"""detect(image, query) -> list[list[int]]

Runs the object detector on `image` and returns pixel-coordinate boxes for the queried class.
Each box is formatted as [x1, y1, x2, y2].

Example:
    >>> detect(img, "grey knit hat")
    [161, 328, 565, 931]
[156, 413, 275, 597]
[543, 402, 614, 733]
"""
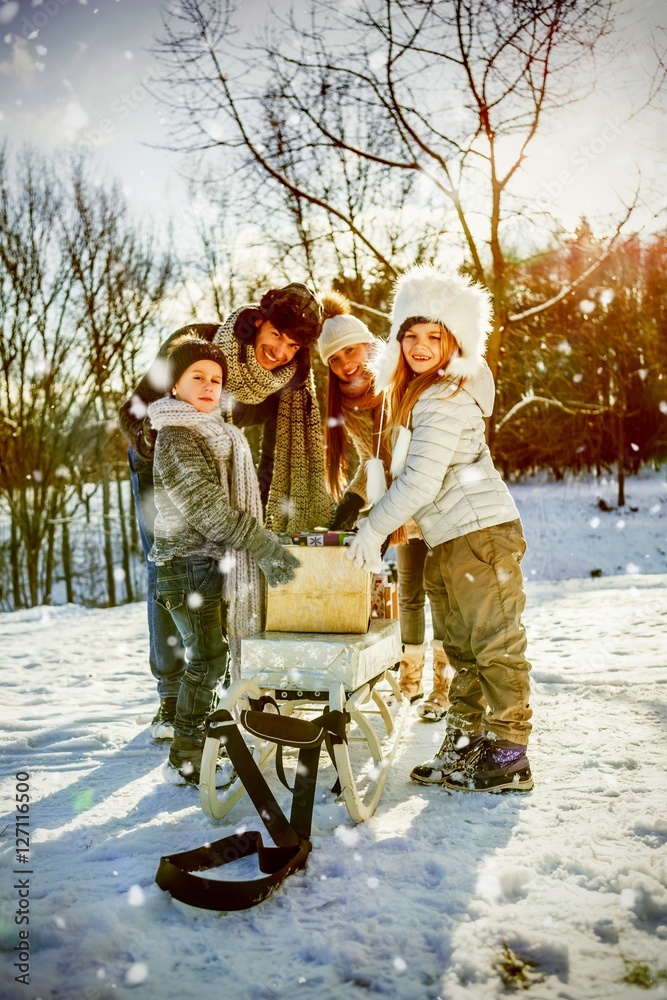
[166, 336, 227, 392]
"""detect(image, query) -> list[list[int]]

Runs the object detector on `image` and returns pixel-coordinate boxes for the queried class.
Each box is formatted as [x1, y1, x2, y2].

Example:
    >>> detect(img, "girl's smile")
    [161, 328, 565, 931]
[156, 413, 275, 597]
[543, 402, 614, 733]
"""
[401, 323, 445, 374]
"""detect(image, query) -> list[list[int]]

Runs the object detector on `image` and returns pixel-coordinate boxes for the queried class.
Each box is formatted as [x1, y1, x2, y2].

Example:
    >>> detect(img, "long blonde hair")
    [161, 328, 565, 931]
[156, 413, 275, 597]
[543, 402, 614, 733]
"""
[386, 325, 462, 434]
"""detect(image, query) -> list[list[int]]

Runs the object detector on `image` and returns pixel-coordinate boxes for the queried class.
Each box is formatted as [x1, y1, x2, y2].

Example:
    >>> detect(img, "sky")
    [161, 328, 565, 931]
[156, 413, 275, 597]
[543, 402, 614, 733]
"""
[0, 0, 666, 250]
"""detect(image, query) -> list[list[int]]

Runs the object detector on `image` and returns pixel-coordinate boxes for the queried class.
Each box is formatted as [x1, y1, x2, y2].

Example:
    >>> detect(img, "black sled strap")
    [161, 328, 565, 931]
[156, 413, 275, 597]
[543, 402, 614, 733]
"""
[155, 706, 348, 911]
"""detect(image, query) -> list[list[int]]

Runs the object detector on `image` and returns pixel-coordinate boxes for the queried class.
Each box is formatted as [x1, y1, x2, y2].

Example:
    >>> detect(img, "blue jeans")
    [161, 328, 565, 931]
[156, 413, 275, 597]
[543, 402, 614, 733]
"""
[155, 557, 230, 738]
[396, 539, 448, 645]
[128, 447, 184, 699]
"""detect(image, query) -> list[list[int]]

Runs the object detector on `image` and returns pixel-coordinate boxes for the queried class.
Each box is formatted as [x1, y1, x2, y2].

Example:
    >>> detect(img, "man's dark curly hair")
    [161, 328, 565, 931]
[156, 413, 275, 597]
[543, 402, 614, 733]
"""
[233, 283, 323, 387]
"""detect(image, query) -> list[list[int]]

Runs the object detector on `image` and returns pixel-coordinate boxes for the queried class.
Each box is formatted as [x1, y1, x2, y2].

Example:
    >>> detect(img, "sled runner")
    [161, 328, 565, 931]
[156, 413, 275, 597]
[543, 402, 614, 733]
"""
[198, 618, 404, 824]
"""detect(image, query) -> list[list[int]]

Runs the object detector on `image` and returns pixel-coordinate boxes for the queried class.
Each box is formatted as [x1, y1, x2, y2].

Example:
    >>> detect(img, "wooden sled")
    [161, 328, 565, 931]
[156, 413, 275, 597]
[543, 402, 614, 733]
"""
[199, 619, 405, 824]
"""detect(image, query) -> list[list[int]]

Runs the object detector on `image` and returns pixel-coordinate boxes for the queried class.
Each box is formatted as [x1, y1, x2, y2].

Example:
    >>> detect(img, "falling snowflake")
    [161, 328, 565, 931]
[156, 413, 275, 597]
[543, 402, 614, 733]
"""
[218, 553, 236, 575]
[578, 299, 595, 315]
[187, 592, 203, 610]
[127, 884, 145, 906]
[125, 962, 148, 986]
[148, 358, 169, 391]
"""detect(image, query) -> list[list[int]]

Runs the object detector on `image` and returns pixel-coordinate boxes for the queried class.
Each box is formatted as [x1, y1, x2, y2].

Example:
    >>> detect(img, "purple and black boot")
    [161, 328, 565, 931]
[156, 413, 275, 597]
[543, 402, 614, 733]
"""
[443, 739, 533, 792]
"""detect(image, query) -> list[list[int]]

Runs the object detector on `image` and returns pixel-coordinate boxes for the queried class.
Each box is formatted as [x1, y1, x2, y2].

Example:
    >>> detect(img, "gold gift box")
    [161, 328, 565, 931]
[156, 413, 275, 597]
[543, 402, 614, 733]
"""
[265, 546, 371, 634]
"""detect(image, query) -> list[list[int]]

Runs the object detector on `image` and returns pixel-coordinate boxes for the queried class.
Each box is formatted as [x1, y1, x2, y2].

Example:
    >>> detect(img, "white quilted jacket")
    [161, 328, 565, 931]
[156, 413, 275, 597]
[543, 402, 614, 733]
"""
[368, 362, 519, 547]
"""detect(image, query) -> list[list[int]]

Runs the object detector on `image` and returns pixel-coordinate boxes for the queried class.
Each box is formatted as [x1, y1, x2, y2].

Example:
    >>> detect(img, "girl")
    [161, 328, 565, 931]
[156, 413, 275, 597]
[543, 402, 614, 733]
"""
[317, 294, 451, 719]
[347, 266, 533, 792]
[147, 335, 299, 785]
[119, 283, 332, 740]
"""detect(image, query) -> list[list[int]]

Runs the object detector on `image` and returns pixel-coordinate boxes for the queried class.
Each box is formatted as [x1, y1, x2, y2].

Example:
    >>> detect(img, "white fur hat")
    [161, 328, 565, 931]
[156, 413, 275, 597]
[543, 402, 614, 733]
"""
[317, 291, 376, 365]
[372, 266, 492, 391]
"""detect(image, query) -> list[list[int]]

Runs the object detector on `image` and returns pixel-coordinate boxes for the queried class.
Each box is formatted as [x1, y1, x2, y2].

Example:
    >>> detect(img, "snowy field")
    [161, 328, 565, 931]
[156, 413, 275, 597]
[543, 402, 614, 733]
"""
[1, 473, 666, 1000]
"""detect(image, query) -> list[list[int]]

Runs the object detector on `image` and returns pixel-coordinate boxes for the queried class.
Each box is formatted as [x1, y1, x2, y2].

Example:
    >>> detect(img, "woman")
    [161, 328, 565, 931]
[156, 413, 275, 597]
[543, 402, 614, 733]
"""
[119, 283, 333, 738]
[317, 292, 450, 718]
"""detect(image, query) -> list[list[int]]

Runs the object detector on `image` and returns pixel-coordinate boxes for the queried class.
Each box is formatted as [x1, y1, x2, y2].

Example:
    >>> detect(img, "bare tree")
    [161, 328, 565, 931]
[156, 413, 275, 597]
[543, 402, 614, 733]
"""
[0, 146, 177, 608]
[151, 0, 664, 412]
[0, 146, 92, 606]
[59, 155, 177, 605]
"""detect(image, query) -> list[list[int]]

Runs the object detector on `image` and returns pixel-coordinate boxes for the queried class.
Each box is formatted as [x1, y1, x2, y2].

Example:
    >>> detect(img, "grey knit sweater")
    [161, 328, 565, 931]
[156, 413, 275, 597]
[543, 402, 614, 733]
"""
[148, 426, 260, 565]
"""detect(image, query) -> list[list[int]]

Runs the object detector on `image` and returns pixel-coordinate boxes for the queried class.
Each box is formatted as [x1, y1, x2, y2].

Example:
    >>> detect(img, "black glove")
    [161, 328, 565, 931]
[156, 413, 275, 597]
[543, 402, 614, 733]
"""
[248, 526, 301, 587]
[330, 492, 365, 531]
[137, 414, 157, 459]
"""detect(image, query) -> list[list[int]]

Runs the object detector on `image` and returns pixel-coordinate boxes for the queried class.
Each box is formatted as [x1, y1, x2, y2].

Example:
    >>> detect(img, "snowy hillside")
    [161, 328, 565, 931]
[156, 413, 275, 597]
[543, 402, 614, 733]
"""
[1, 474, 666, 1000]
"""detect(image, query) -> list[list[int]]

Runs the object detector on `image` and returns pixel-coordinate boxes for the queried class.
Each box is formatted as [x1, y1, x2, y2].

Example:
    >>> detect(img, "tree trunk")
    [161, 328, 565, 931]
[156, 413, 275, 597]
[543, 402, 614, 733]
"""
[116, 467, 134, 602]
[10, 512, 22, 610]
[44, 521, 55, 605]
[43, 488, 61, 605]
[102, 473, 116, 607]
[62, 516, 74, 604]
[617, 408, 626, 507]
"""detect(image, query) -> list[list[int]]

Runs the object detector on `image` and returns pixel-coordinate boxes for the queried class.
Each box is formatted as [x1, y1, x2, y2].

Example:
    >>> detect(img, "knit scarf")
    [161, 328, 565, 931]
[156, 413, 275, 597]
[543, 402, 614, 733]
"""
[215, 307, 335, 532]
[339, 379, 381, 411]
[148, 396, 264, 678]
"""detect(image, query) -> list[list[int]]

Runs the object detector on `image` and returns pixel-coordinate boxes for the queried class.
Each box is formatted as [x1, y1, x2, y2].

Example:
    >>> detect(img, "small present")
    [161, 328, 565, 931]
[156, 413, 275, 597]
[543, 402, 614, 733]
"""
[278, 531, 355, 548]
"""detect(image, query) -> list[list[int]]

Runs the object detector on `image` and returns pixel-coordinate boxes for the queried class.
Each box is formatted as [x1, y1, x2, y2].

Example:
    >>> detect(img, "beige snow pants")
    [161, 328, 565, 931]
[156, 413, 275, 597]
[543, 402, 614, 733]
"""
[439, 518, 533, 745]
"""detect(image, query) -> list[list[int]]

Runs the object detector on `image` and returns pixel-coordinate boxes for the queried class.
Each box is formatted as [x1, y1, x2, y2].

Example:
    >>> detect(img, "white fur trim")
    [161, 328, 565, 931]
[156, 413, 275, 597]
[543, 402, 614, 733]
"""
[390, 266, 491, 371]
[365, 458, 387, 502]
[370, 338, 402, 393]
[446, 355, 485, 379]
[390, 425, 412, 478]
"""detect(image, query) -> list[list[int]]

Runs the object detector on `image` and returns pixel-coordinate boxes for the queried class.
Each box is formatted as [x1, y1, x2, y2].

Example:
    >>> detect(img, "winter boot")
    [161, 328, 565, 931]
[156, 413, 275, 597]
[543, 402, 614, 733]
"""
[418, 640, 452, 722]
[398, 643, 426, 703]
[410, 728, 484, 785]
[150, 697, 177, 741]
[443, 739, 533, 793]
[164, 733, 234, 788]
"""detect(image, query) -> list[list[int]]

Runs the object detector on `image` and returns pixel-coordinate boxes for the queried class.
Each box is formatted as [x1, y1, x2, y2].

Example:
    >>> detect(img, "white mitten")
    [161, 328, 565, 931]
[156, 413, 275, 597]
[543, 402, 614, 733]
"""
[346, 518, 385, 572]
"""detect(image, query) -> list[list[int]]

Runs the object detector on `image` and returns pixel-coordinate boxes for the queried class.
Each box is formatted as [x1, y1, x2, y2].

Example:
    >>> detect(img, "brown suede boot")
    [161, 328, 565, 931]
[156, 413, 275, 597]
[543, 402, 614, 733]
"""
[419, 640, 452, 722]
[398, 642, 426, 703]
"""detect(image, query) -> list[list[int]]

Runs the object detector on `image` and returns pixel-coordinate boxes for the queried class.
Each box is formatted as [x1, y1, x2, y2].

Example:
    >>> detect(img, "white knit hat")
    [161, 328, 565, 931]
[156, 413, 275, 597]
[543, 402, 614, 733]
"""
[317, 291, 376, 365]
[372, 266, 492, 391]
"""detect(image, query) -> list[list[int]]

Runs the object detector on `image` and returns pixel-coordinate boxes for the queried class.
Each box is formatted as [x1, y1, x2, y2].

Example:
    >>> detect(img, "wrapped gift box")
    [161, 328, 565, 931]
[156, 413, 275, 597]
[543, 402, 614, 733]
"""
[277, 531, 354, 547]
[241, 619, 401, 692]
[265, 545, 371, 633]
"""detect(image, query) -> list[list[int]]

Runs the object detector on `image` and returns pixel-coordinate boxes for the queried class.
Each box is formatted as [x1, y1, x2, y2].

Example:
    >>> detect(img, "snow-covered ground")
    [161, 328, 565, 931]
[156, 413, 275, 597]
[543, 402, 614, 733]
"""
[1, 474, 666, 1000]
